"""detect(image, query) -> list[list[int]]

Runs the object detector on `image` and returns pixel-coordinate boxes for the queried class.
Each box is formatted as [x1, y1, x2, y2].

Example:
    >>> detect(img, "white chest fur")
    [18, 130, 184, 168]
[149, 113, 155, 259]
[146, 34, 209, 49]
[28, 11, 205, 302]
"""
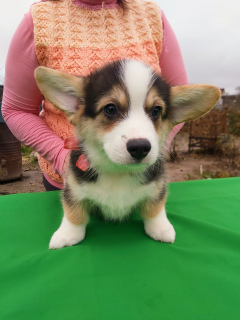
[70, 172, 160, 220]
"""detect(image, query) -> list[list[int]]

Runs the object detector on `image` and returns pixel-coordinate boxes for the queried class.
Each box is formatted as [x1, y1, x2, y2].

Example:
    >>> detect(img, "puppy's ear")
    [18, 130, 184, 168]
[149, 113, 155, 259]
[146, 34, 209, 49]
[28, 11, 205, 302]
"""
[35, 67, 85, 116]
[168, 85, 221, 125]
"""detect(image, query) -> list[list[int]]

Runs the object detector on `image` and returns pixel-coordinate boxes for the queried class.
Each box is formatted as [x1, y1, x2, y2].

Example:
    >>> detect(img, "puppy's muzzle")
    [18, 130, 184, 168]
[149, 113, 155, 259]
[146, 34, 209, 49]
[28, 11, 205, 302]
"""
[127, 139, 151, 160]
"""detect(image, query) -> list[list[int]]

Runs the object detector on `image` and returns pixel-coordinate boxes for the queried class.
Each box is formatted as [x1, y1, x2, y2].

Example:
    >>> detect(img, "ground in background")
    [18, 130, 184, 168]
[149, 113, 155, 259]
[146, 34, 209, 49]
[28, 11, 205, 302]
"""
[0, 132, 239, 195]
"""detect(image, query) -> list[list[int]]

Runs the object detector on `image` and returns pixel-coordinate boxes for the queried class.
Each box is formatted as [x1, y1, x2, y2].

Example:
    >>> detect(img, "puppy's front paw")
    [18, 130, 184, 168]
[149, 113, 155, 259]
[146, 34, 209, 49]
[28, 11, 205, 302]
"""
[144, 219, 176, 243]
[49, 217, 86, 249]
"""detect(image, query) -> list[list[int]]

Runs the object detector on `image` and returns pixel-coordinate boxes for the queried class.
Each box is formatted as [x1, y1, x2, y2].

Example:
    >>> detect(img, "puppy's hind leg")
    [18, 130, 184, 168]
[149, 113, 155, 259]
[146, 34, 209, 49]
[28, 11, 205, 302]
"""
[141, 195, 175, 244]
[49, 194, 89, 249]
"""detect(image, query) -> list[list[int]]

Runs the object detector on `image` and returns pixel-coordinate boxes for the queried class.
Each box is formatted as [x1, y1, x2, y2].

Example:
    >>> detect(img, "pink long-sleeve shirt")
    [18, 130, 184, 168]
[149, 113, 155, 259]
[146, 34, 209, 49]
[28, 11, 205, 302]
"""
[2, 0, 188, 189]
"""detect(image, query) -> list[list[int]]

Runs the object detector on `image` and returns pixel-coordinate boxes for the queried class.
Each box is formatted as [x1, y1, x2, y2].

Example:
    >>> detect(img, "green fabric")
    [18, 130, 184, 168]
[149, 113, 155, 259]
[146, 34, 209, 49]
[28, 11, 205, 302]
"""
[1, 178, 240, 320]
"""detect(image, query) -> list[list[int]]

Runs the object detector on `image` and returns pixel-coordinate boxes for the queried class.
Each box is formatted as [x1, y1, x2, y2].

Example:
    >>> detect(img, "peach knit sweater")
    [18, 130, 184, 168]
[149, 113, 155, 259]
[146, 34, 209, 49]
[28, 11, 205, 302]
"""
[31, 0, 164, 184]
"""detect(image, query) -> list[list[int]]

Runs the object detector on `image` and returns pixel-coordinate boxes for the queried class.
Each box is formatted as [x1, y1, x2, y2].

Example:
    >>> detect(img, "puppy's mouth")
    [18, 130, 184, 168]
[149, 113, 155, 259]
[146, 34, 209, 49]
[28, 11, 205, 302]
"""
[107, 159, 149, 174]
[105, 151, 153, 171]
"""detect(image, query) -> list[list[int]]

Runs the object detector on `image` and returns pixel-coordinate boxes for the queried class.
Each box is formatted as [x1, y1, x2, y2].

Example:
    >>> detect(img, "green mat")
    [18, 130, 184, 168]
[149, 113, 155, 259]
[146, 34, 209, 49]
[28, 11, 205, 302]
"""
[1, 178, 240, 320]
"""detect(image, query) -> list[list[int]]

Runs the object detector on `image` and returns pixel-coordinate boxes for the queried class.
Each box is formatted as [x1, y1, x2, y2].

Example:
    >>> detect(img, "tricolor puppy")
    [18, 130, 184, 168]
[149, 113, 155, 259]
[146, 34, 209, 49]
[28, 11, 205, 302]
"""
[35, 60, 220, 249]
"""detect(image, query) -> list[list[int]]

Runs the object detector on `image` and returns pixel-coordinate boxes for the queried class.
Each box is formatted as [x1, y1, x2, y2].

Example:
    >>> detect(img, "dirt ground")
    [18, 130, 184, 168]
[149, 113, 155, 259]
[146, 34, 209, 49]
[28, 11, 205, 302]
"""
[0, 132, 239, 196]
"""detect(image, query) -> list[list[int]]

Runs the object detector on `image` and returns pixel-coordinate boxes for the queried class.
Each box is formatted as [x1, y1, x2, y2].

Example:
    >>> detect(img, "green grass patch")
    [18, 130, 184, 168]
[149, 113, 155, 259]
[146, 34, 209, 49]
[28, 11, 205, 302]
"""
[21, 144, 34, 157]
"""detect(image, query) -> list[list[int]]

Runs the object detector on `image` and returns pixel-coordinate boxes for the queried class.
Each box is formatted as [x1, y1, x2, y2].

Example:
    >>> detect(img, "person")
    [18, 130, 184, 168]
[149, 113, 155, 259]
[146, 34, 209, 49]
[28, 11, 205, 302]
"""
[2, 0, 188, 191]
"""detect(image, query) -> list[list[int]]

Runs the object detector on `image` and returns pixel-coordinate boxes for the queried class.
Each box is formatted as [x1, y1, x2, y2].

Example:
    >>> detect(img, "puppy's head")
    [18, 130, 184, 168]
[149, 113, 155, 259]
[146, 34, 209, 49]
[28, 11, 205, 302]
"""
[35, 60, 221, 170]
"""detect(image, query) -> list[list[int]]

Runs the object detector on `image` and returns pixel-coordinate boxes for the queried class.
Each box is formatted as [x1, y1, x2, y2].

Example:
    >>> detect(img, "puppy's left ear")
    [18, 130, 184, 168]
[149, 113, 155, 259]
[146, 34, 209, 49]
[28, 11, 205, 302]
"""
[169, 85, 221, 125]
[35, 67, 85, 116]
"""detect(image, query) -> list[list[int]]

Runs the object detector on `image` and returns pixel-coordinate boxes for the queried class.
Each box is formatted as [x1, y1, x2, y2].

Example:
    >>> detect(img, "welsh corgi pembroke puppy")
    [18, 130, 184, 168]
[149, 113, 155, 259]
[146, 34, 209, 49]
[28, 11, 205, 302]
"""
[35, 60, 220, 249]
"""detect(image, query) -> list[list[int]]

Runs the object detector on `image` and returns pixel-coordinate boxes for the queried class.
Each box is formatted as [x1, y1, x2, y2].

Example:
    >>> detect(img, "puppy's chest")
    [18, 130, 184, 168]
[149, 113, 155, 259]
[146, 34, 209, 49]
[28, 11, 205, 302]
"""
[80, 173, 158, 217]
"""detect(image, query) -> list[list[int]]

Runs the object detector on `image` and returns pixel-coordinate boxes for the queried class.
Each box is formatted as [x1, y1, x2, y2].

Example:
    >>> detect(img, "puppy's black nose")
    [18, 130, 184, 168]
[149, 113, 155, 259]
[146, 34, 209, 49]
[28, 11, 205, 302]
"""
[127, 139, 151, 160]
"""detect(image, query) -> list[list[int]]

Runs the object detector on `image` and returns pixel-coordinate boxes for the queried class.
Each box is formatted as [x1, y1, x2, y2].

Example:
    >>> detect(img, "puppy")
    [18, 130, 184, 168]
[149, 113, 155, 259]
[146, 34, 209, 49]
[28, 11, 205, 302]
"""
[35, 60, 220, 249]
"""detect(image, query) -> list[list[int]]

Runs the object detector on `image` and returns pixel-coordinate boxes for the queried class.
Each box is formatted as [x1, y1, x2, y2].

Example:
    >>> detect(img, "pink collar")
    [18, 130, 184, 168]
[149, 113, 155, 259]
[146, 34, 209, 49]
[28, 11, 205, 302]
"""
[64, 137, 90, 172]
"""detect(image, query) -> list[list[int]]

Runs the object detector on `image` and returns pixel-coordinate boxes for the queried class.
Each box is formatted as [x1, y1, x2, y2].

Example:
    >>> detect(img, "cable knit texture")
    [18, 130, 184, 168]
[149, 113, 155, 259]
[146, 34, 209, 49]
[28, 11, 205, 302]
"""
[31, 0, 163, 183]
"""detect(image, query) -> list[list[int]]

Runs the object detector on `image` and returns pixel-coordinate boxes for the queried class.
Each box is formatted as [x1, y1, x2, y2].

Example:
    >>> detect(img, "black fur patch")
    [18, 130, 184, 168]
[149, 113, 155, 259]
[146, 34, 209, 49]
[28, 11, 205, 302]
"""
[141, 157, 165, 184]
[63, 184, 75, 207]
[83, 61, 124, 118]
[70, 150, 98, 183]
[152, 77, 171, 120]
[157, 185, 167, 202]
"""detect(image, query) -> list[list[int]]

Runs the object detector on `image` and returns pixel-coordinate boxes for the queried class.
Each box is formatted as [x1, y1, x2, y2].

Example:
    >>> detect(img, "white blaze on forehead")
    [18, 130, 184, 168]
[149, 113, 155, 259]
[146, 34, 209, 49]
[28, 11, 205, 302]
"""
[122, 60, 155, 110]
[101, 61, 160, 166]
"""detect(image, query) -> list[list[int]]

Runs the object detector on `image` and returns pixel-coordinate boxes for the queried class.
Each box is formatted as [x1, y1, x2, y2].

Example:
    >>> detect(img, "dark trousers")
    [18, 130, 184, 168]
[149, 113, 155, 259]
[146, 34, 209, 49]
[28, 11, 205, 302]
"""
[43, 175, 61, 191]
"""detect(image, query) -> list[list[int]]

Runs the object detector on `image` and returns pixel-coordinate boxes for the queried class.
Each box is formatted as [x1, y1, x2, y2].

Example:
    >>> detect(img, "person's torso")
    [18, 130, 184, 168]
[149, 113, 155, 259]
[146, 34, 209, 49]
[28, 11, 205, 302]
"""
[31, 0, 163, 183]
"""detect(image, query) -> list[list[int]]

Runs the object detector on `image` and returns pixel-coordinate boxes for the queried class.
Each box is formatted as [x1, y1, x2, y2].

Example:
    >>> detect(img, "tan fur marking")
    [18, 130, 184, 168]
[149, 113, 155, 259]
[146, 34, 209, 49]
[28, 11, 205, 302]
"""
[74, 117, 99, 144]
[73, 85, 130, 136]
[71, 104, 86, 125]
[75, 89, 129, 137]
[95, 85, 129, 114]
[141, 195, 167, 219]
[145, 87, 166, 114]
[95, 116, 119, 133]
[145, 87, 167, 134]
[62, 198, 89, 225]
[76, 114, 116, 138]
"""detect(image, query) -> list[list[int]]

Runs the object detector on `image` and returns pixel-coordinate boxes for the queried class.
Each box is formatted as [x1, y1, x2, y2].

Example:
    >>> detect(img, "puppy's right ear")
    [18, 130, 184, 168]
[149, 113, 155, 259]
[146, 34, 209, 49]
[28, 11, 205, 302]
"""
[35, 67, 85, 116]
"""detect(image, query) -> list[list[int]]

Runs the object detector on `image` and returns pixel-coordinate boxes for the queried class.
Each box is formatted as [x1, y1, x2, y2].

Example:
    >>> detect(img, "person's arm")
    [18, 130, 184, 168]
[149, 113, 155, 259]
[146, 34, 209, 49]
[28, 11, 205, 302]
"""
[160, 11, 188, 144]
[2, 12, 70, 176]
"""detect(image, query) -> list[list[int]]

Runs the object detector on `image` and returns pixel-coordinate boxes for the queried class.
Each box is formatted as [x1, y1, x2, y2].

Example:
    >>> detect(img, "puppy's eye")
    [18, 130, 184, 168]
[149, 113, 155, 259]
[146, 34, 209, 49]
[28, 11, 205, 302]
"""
[104, 104, 117, 117]
[151, 106, 162, 119]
